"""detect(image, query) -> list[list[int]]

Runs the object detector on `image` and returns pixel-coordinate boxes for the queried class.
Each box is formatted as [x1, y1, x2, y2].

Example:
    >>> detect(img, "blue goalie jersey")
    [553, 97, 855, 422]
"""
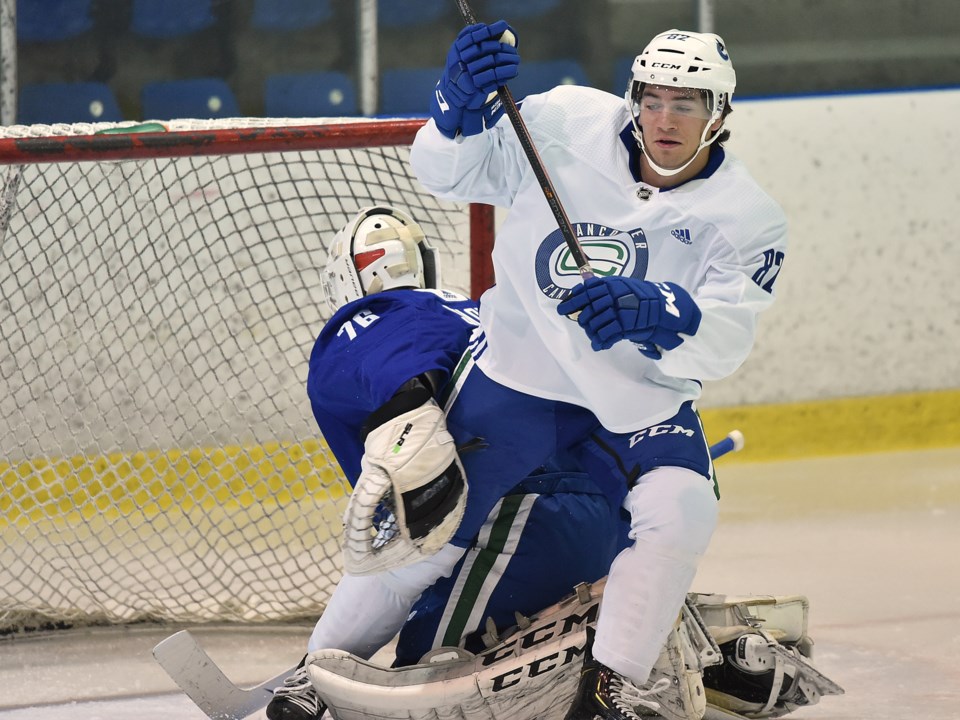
[307, 288, 481, 484]
[308, 286, 626, 663]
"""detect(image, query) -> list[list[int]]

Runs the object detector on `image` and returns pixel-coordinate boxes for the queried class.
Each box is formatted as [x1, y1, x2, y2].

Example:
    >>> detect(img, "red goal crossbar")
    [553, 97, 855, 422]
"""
[0, 118, 495, 297]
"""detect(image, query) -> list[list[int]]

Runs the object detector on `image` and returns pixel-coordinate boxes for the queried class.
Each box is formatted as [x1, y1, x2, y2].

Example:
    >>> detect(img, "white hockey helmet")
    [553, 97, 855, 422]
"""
[626, 29, 737, 177]
[321, 205, 440, 313]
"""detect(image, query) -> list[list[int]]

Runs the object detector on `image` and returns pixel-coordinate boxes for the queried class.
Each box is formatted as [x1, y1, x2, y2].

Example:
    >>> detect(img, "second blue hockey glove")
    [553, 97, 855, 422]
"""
[430, 20, 519, 139]
[557, 276, 702, 353]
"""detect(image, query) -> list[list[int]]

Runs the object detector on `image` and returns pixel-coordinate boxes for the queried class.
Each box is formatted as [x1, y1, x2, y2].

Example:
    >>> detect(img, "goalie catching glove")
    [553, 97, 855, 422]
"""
[342, 378, 467, 575]
[430, 20, 519, 139]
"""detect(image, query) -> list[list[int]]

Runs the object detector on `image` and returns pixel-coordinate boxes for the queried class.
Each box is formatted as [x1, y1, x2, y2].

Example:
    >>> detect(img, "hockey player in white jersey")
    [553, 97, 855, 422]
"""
[248, 206, 843, 720]
[408, 23, 788, 720]
[266, 206, 624, 720]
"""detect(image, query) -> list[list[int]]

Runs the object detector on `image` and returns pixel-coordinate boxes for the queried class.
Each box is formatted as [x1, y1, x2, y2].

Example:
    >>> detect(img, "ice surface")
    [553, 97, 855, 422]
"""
[3, 448, 958, 719]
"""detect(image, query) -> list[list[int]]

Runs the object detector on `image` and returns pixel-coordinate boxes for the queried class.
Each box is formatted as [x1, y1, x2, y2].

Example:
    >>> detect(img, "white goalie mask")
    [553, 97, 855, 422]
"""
[626, 29, 737, 177]
[322, 205, 440, 313]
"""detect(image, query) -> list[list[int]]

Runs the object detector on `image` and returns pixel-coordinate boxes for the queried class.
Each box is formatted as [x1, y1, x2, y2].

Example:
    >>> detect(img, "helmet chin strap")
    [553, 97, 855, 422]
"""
[628, 88, 727, 179]
[632, 114, 723, 179]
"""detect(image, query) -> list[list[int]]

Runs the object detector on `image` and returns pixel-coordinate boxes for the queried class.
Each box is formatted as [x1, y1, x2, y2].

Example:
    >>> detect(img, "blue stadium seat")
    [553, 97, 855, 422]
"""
[131, 0, 215, 39]
[379, 0, 446, 28]
[18, 82, 122, 124]
[509, 60, 589, 99]
[484, 0, 560, 19]
[17, 0, 93, 43]
[380, 68, 440, 116]
[252, 0, 333, 31]
[141, 78, 239, 120]
[265, 72, 357, 117]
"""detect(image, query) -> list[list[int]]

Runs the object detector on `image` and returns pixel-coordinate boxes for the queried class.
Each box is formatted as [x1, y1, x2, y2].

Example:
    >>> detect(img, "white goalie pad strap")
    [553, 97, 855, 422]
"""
[342, 398, 467, 575]
[645, 617, 708, 720]
[682, 597, 724, 670]
[765, 636, 845, 711]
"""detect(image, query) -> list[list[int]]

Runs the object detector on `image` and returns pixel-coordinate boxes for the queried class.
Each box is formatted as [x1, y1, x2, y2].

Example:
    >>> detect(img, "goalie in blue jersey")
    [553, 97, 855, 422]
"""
[267, 205, 626, 720]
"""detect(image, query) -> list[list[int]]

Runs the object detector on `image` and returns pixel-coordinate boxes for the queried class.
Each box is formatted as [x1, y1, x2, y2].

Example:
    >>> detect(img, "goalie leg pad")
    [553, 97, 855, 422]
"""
[691, 594, 845, 718]
[702, 631, 844, 718]
[343, 397, 467, 575]
[631, 613, 708, 720]
[305, 578, 715, 720]
[305, 579, 607, 720]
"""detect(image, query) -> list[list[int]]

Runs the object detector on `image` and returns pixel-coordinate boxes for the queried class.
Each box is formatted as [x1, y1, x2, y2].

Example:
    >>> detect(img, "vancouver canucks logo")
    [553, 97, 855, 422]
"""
[534, 222, 649, 299]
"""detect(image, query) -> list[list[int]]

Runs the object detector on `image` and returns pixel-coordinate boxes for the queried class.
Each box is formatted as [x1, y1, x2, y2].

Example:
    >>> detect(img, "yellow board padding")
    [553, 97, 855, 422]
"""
[0, 440, 348, 531]
[3, 389, 957, 531]
[701, 388, 960, 462]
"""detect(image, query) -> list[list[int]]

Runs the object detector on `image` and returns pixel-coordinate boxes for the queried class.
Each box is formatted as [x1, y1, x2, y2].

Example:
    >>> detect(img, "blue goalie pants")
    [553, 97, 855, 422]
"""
[394, 363, 716, 666]
[394, 471, 623, 666]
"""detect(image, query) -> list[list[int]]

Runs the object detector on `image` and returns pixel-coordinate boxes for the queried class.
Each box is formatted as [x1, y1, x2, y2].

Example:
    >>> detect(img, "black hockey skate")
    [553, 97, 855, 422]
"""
[266, 655, 327, 720]
[565, 629, 671, 720]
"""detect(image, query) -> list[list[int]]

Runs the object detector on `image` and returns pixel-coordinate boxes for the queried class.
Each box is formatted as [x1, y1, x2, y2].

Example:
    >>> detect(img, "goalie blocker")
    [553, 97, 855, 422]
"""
[342, 376, 468, 575]
[304, 580, 843, 720]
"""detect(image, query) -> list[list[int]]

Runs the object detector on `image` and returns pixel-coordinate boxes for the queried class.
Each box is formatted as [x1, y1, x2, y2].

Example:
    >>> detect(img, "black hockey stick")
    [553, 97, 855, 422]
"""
[453, 0, 594, 280]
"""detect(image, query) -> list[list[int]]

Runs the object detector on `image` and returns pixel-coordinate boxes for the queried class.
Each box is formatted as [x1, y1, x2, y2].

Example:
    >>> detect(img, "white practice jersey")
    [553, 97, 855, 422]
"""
[410, 85, 787, 432]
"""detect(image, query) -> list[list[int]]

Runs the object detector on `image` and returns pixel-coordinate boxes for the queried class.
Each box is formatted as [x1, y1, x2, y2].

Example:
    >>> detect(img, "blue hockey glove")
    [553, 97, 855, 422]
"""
[430, 20, 519, 139]
[557, 276, 702, 353]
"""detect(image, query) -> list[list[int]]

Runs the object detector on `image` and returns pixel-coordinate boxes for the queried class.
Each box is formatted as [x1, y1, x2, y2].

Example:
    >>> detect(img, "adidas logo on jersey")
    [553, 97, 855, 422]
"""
[671, 228, 692, 245]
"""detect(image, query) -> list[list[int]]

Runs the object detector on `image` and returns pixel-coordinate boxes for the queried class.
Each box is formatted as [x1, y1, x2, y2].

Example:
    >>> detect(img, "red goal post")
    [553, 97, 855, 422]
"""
[0, 117, 493, 632]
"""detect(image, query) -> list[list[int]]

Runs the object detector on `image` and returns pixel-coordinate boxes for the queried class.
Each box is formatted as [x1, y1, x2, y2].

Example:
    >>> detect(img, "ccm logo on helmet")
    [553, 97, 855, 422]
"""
[651, 62, 682, 70]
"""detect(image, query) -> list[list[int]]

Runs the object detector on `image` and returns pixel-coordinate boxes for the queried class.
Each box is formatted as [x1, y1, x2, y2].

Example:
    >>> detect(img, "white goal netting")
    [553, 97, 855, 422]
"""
[0, 117, 486, 632]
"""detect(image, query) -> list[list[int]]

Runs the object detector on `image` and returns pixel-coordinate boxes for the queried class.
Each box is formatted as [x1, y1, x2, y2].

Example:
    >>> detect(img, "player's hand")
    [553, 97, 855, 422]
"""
[431, 20, 519, 139]
[557, 276, 702, 353]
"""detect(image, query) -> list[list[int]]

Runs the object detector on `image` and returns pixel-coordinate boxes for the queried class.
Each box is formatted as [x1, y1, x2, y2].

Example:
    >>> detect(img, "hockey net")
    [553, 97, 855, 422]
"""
[0, 117, 493, 633]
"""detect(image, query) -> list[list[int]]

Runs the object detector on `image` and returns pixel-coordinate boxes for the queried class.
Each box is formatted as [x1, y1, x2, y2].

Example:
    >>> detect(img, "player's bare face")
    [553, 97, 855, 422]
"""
[638, 85, 713, 172]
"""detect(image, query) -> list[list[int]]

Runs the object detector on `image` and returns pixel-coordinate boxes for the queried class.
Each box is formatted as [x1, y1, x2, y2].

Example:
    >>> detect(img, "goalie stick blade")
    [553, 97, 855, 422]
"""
[152, 630, 296, 720]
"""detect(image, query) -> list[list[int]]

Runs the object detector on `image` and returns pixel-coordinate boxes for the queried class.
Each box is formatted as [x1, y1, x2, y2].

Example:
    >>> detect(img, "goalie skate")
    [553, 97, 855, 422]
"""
[694, 594, 844, 718]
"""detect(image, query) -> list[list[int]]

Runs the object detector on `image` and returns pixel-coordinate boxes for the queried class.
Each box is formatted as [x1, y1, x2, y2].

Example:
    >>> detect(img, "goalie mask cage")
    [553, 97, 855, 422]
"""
[0, 117, 494, 633]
